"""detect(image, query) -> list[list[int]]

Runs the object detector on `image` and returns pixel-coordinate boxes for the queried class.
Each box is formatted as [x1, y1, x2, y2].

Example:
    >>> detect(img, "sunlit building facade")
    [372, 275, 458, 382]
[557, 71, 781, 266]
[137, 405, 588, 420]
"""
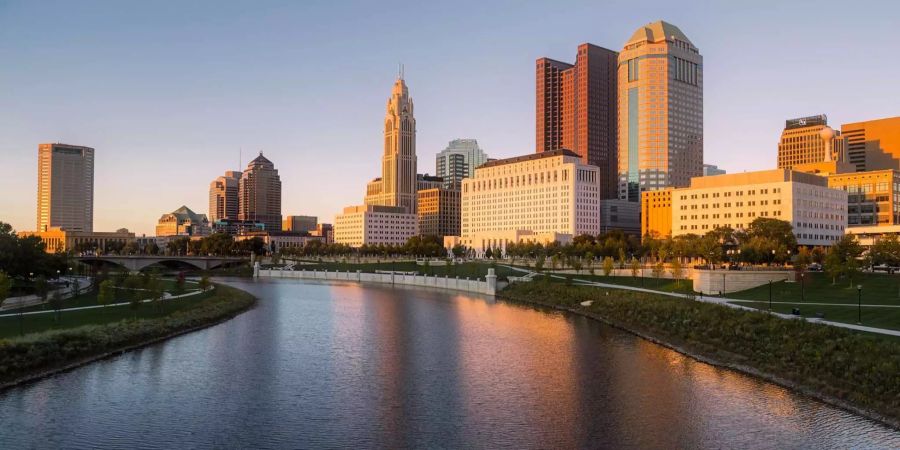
[618, 21, 703, 201]
[417, 188, 460, 238]
[156, 205, 211, 237]
[334, 205, 417, 247]
[238, 152, 282, 232]
[365, 76, 418, 213]
[36, 143, 94, 232]
[827, 169, 900, 226]
[436, 139, 488, 189]
[669, 169, 847, 246]
[777, 115, 845, 169]
[641, 188, 673, 238]
[536, 44, 619, 199]
[841, 116, 900, 172]
[209, 171, 242, 223]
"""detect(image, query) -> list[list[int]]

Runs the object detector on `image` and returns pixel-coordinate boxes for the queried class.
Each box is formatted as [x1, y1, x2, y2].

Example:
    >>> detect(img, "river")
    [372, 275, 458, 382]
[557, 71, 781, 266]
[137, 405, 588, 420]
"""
[0, 278, 897, 448]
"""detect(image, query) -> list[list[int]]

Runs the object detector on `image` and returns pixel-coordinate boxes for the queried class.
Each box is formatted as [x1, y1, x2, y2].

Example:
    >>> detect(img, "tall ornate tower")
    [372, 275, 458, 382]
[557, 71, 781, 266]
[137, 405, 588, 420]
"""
[365, 75, 418, 213]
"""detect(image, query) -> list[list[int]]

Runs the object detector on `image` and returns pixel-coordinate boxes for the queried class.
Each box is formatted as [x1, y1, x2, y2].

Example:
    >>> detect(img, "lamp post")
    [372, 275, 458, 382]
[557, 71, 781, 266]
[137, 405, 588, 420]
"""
[722, 272, 726, 297]
[857, 285, 862, 324]
[768, 280, 773, 311]
[800, 272, 805, 303]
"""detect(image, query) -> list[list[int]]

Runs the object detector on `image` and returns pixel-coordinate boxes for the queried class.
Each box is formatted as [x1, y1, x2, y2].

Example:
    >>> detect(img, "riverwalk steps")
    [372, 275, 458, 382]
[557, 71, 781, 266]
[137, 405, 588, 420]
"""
[255, 264, 498, 296]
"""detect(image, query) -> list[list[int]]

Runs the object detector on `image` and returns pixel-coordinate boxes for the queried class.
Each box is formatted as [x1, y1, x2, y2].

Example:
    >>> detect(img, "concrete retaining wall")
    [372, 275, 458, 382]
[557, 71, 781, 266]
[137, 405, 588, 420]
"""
[257, 268, 496, 296]
[693, 270, 792, 294]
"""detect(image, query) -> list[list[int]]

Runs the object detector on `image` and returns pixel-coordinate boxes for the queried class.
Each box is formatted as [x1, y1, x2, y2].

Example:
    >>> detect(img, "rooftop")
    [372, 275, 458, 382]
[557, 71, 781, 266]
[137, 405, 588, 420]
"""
[625, 20, 693, 46]
[478, 149, 582, 169]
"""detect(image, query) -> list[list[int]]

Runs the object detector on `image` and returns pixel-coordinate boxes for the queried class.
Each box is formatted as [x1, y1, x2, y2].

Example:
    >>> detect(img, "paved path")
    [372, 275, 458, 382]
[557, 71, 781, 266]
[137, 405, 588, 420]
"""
[499, 264, 900, 338]
[0, 288, 210, 318]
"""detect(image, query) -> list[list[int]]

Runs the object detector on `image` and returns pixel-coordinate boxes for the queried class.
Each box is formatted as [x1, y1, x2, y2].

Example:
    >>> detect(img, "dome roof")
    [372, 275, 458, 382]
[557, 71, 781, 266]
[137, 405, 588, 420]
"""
[625, 20, 693, 47]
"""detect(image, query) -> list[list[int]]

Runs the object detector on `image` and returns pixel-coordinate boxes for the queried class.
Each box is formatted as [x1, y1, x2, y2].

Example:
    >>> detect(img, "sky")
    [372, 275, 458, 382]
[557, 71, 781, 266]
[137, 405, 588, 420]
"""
[1, 0, 898, 236]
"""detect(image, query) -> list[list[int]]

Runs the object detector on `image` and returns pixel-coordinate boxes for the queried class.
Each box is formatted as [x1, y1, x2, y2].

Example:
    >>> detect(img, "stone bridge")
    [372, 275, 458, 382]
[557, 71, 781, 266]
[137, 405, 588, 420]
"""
[77, 255, 247, 272]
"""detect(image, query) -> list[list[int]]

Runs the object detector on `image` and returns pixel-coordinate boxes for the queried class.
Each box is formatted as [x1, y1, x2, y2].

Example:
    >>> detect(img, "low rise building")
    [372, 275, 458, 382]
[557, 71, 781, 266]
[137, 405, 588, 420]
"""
[845, 224, 900, 248]
[417, 188, 460, 238]
[155, 206, 211, 237]
[310, 223, 334, 244]
[235, 231, 325, 253]
[641, 188, 673, 238]
[599, 199, 640, 236]
[670, 169, 847, 246]
[445, 231, 571, 257]
[827, 169, 900, 227]
[334, 205, 417, 247]
[212, 219, 266, 235]
[19, 227, 136, 253]
[282, 215, 318, 233]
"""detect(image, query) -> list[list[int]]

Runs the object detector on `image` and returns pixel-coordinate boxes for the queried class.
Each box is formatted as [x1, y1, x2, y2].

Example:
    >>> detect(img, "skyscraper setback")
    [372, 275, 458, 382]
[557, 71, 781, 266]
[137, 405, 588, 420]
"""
[536, 44, 619, 199]
[364, 75, 418, 213]
[618, 21, 703, 201]
[36, 143, 94, 232]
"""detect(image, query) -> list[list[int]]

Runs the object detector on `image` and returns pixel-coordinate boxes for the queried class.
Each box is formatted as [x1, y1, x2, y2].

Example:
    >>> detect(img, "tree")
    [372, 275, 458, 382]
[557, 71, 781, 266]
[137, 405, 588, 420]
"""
[795, 246, 811, 274]
[551, 254, 560, 270]
[868, 235, 900, 267]
[617, 248, 626, 269]
[199, 275, 211, 292]
[670, 259, 683, 287]
[484, 247, 493, 259]
[451, 244, 467, 259]
[535, 255, 545, 273]
[0, 271, 11, 310]
[98, 280, 115, 308]
[630, 258, 641, 278]
[572, 258, 583, 274]
[33, 275, 49, 305]
[602, 257, 614, 276]
[824, 251, 843, 285]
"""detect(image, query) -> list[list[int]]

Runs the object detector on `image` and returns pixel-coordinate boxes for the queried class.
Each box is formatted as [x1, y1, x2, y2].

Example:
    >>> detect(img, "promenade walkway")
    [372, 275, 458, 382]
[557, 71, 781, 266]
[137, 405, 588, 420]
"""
[500, 265, 900, 338]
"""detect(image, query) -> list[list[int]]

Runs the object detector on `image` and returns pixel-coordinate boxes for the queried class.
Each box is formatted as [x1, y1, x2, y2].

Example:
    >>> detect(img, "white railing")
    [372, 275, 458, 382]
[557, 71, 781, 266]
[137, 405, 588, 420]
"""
[256, 268, 497, 296]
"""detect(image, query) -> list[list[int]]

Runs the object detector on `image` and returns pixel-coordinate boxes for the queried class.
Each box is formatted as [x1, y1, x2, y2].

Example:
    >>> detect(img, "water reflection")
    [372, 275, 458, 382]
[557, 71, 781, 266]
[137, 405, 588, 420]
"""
[0, 278, 896, 449]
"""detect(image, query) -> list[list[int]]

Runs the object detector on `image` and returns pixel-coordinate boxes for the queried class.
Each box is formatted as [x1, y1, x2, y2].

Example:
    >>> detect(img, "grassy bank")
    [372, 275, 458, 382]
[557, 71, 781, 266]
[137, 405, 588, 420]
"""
[288, 260, 521, 281]
[500, 281, 900, 425]
[0, 284, 256, 387]
[727, 272, 900, 331]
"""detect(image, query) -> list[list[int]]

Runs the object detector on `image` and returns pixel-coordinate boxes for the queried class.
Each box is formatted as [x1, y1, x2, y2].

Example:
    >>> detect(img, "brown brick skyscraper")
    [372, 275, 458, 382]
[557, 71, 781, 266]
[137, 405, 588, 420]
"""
[536, 43, 618, 199]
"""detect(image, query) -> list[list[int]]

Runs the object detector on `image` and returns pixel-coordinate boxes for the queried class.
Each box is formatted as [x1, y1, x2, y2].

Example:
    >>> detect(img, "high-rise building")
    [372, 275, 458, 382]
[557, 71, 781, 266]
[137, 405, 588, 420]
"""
[282, 215, 318, 233]
[36, 143, 94, 232]
[364, 76, 418, 213]
[841, 117, 900, 172]
[417, 188, 460, 238]
[703, 164, 726, 176]
[209, 170, 242, 223]
[777, 115, 845, 169]
[618, 21, 703, 200]
[536, 44, 619, 198]
[827, 169, 900, 227]
[435, 139, 489, 189]
[238, 152, 282, 232]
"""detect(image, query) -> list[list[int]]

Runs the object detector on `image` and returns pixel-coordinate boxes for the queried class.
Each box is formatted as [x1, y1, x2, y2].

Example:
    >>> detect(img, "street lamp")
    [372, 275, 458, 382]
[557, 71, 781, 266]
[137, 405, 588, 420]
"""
[857, 285, 863, 324]
[800, 272, 805, 303]
[768, 280, 773, 311]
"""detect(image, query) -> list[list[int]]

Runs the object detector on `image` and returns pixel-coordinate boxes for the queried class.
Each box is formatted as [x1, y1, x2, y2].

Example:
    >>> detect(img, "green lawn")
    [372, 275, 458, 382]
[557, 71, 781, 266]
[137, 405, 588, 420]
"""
[0, 289, 214, 339]
[729, 272, 900, 306]
[547, 273, 694, 293]
[727, 272, 900, 331]
[4, 278, 191, 314]
[290, 261, 522, 281]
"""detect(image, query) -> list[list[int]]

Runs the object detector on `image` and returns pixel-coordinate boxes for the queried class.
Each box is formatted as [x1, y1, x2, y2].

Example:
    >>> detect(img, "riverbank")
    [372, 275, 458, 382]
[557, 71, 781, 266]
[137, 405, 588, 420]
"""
[0, 283, 256, 390]
[498, 281, 900, 430]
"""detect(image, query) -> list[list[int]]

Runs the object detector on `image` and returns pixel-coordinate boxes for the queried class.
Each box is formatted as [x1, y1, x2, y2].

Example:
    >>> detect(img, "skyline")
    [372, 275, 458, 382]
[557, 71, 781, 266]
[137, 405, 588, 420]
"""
[2, 1, 899, 235]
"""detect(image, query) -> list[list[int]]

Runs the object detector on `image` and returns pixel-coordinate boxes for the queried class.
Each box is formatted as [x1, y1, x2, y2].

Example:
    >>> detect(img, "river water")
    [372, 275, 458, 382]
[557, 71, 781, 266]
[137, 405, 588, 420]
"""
[0, 278, 897, 449]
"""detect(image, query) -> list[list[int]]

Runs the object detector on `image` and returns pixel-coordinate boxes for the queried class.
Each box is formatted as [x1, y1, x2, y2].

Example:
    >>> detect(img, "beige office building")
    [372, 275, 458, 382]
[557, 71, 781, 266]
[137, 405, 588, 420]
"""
[618, 21, 703, 201]
[20, 228, 135, 254]
[36, 143, 94, 232]
[239, 152, 282, 232]
[156, 206, 211, 237]
[209, 170, 241, 223]
[449, 149, 601, 254]
[777, 115, 845, 169]
[334, 205, 417, 247]
[669, 169, 847, 246]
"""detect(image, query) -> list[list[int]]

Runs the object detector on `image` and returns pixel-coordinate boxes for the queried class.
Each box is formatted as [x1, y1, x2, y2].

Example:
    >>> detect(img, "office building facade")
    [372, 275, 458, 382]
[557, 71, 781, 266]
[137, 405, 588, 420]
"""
[669, 170, 847, 246]
[417, 188, 460, 238]
[841, 117, 900, 172]
[36, 143, 95, 232]
[827, 169, 900, 226]
[435, 139, 488, 189]
[703, 164, 726, 176]
[618, 21, 703, 200]
[641, 188, 673, 238]
[537, 44, 618, 199]
[334, 205, 417, 247]
[209, 171, 242, 223]
[238, 152, 282, 232]
[156, 205, 211, 237]
[282, 215, 318, 233]
[777, 115, 845, 169]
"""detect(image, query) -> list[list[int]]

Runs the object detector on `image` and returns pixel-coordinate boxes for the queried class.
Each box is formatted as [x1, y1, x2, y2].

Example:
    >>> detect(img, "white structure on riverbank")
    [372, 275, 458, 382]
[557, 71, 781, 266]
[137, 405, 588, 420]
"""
[256, 267, 497, 296]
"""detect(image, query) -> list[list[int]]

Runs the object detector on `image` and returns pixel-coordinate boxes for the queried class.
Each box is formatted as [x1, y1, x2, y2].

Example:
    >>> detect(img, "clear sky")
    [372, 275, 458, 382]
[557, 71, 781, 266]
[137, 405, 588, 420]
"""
[1, 0, 898, 236]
